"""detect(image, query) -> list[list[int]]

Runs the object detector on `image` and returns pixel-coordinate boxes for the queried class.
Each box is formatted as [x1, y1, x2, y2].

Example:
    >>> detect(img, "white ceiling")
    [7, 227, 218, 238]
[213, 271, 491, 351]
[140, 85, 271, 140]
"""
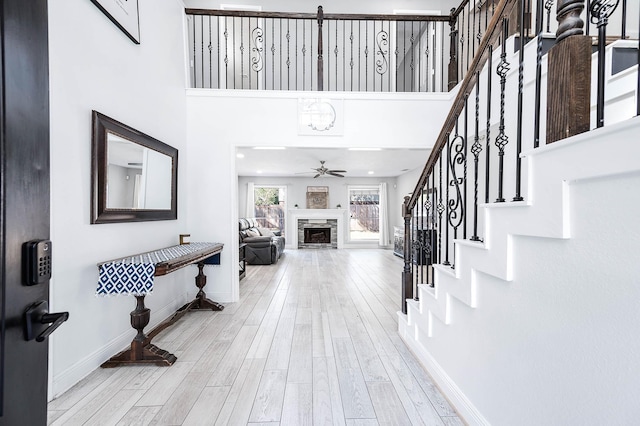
[235, 146, 431, 178]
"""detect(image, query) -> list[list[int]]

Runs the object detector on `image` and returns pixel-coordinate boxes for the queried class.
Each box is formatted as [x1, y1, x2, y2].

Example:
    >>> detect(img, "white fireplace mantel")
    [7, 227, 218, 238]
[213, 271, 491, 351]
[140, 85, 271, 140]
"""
[288, 209, 349, 249]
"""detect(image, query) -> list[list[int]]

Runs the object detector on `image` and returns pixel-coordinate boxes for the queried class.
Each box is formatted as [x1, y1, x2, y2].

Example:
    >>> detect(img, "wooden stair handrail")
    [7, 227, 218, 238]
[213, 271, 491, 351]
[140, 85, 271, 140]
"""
[185, 8, 450, 22]
[407, 0, 518, 210]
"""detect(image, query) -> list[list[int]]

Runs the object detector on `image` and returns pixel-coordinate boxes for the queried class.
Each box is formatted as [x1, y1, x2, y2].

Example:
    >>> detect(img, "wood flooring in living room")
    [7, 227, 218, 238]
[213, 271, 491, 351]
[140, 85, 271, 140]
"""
[47, 249, 463, 425]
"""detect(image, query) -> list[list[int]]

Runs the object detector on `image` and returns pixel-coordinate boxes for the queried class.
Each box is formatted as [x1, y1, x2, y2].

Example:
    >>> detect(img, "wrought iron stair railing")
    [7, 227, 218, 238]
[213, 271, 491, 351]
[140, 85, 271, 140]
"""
[400, 0, 640, 313]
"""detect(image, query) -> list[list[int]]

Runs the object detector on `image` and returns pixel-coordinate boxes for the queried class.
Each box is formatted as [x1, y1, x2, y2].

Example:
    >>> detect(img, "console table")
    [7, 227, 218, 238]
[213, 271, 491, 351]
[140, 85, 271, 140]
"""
[97, 242, 224, 367]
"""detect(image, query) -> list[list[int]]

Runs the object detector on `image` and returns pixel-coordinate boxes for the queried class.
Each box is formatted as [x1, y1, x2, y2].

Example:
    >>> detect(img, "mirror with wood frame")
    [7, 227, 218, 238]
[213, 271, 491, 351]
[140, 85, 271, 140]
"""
[91, 111, 178, 224]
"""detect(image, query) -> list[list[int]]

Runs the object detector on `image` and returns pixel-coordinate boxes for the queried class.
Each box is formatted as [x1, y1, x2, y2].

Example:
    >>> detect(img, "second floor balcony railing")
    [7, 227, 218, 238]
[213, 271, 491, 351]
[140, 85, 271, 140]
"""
[186, 6, 462, 92]
[186, 2, 635, 93]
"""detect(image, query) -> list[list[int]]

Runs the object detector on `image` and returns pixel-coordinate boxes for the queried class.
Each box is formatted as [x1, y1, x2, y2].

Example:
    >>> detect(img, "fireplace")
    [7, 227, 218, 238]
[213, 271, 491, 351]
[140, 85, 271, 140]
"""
[304, 227, 331, 244]
[297, 218, 338, 249]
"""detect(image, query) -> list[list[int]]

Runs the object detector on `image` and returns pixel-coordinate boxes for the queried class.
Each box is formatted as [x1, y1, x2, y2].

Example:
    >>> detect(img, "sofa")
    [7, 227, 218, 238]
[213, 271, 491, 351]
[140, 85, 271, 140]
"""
[239, 218, 285, 265]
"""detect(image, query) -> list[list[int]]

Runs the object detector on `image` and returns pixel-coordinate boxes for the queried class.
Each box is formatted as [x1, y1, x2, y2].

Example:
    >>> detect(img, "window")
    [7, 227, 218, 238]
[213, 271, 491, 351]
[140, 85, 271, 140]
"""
[253, 185, 286, 236]
[348, 186, 379, 241]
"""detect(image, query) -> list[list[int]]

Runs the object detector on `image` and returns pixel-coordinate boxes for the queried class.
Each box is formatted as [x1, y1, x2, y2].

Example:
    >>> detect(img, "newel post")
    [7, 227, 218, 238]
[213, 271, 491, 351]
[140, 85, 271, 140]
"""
[317, 6, 324, 91]
[448, 8, 459, 91]
[546, 0, 591, 143]
[401, 196, 413, 314]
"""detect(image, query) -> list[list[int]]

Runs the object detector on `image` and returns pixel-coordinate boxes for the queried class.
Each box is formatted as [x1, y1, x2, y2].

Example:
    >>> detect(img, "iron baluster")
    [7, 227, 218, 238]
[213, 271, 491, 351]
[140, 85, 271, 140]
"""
[477, 0, 482, 52]
[328, 19, 331, 90]
[621, 0, 626, 39]
[534, 0, 544, 148]
[545, 0, 555, 32]
[286, 20, 291, 90]
[279, 19, 282, 89]
[365, 21, 369, 91]
[460, 14, 465, 83]
[208, 17, 212, 88]
[302, 20, 307, 90]
[375, 25, 389, 86]
[402, 196, 412, 314]
[496, 18, 510, 202]
[441, 21, 445, 91]
[590, 0, 621, 128]
[201, 16, 204, 88]
[310, 18, 314, 91]
[217, 17, 221, 89]
[428, 22, 436, 92]
[388, 21, 392, 91]
[192, 16, 196, 87]
[343, 21, 346, 91]
[472, 0, 476, 60]
[513, 0, 525, 202]
[485, 0, 489, 35]
[485, 44, 493, 204]
[468, 1, 472, 75]
[410, 22, 415, 92]
[419, 21, 423, 92]
[471, 70, 482, 242]
[350, 21, 354, 91]
[419, 184, 425, 291]
[448, 121, 466, 269]
[463, 94, 469, 240]
[317, 7, 324, 91]
[359, 21, 362, 91]
[272, 20, 275, 89]
[225, 18, 229, 88]
[586, 0, 591, 35]
[424, 178, 433, 287]
[240, 19, 245, 89]
[444, 133, 451, 266]
[295, 20, 298, 90]
[335, 21, 339, 91]
[401, 21, 407, 91]
[431, 171, 436, 280]
[251, 24, 264, 74]
[437, 155, 445, 264]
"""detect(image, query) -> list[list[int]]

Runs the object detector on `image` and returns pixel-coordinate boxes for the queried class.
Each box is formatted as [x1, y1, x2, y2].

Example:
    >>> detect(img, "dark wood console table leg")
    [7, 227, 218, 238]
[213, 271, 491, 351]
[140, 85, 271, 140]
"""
[101, 295, 177, 368]
[179, 261, 224, 312]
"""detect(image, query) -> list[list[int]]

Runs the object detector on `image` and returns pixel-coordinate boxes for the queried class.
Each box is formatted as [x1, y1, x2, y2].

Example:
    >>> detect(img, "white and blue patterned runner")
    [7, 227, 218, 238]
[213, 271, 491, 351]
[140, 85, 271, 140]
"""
[97, 242, 216, 296]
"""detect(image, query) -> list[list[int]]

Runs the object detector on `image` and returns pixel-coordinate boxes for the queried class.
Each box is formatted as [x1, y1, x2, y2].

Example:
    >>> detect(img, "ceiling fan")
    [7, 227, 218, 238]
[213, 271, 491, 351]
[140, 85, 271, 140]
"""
[297, 160, 347, 178]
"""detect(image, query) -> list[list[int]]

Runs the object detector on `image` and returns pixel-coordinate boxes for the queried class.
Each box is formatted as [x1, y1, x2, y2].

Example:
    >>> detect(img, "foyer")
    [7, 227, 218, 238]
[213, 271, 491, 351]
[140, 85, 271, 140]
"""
[48, 249, 461, 425]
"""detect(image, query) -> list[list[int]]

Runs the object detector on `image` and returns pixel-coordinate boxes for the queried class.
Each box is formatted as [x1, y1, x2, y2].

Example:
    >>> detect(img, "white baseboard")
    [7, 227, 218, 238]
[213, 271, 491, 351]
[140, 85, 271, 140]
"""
[205, 291, 234, 304]
[50, 300, 183, 399]
[397, 313, 491, 426]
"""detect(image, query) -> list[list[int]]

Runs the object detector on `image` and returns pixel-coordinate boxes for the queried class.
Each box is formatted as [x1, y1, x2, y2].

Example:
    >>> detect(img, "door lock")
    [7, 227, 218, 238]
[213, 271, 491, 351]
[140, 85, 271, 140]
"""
[24, 301, 69, 342]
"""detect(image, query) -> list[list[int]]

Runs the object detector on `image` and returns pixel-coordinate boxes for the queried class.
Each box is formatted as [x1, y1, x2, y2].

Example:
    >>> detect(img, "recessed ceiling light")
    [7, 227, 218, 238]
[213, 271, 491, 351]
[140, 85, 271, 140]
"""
[257, 170, 263, 174]
[236, 153, 245, 158]
[348, 148, 382, 151]
[253, 147, 286, 150]
[368, 171, 374, 175]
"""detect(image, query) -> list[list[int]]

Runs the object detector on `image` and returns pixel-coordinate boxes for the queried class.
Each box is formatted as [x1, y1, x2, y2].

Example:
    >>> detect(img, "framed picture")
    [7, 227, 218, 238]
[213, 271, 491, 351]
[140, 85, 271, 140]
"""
[306, 187, 329, 209]
[91, 0, 141, 44]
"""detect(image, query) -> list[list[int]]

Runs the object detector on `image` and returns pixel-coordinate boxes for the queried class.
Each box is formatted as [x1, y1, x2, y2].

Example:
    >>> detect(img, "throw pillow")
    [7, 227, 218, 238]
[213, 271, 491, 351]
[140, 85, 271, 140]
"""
[246, 229, 260, 237]
[258, 227, 275, 237]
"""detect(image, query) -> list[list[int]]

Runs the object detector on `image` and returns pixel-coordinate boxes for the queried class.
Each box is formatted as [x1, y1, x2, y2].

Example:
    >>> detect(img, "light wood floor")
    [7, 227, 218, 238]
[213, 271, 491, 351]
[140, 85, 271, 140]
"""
[48, 249, 463, 425]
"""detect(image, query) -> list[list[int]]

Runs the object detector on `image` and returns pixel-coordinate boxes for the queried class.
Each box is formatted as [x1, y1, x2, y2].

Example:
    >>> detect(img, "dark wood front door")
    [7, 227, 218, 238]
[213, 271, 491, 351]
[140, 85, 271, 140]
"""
[1, 0, 52, 424]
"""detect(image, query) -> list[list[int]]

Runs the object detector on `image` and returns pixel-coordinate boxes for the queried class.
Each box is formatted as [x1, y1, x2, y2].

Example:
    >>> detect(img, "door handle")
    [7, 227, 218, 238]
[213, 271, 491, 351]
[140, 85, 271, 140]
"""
[24, 300, 69, 342]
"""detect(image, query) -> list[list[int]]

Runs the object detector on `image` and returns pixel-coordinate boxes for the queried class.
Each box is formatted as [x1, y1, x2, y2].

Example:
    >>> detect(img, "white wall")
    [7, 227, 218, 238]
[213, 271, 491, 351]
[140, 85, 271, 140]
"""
[186, 89, 451, 306]
[48, 0, 190, 397]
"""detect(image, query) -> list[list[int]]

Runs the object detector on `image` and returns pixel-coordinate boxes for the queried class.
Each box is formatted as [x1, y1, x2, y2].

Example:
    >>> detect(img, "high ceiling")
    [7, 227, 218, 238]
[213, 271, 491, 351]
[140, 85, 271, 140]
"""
[235, 146, 431, 178]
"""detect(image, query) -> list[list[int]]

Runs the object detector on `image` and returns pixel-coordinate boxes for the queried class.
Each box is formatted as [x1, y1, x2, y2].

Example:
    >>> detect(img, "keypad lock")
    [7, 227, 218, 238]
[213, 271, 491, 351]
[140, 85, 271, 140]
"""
[23, 240, 52, 285]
